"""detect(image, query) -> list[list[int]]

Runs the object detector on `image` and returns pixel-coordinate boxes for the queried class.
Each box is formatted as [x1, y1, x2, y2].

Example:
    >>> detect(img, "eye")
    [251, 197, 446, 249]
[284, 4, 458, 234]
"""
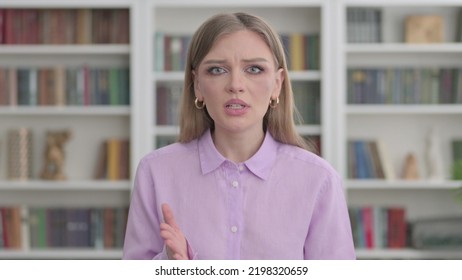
[246, 65, 264, 74]
[207, 66, 226, 75]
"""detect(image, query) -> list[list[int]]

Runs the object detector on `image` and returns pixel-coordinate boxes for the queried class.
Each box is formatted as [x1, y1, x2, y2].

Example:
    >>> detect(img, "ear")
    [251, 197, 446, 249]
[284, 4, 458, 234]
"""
[271, 68, 284, 100]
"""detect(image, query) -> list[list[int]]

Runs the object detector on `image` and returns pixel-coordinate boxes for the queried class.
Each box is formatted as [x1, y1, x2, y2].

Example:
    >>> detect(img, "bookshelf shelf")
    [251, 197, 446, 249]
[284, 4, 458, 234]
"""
[152, 126, 180, 136]
[289, 71, 322, 81]
[0, 45, 131, 55]
[346, 105, 462, 115]
[153, 70, 322, 82]
[0, 249, 122, 260]
[153, 0, 325, 8]
[356, 248, 462, 260]
[153, 72, 184, 82]
[346, 43, 462, 53]
[296, 125, 322, 135]
[0, 106, 131, 116]
[347, 179, 462, 190]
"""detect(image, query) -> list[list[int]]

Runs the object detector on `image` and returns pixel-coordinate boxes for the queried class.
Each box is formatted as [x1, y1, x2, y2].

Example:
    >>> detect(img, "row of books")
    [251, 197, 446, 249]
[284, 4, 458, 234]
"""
[280, 33, 320, 71]
[349, 206, 407, 249]
[292, 81, 321, 125]
[347, 8, 382, 43]
[0, 9, 129, 45]
[347, 68, 462, 104]
[0, 67, 130, 106]
[28, 207, 128, 249]
[154, 32, 320, 72]
[0, 207, 21, 249]
[452, 139, 462, 180]
[347, 139, 395, 180]
[156, 84, 182, 125]
[94, 138, 130, 181]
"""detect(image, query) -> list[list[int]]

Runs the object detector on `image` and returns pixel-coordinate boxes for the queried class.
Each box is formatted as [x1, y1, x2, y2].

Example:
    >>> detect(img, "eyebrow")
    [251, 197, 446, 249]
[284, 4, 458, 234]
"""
[202, 57, 269, 64]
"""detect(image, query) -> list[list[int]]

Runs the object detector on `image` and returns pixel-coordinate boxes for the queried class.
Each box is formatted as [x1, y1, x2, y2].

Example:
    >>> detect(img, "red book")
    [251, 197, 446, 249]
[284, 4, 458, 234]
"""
[387, 207, 406, 248]
[362, 207, 374, 248]
[0, 9, 5, 44]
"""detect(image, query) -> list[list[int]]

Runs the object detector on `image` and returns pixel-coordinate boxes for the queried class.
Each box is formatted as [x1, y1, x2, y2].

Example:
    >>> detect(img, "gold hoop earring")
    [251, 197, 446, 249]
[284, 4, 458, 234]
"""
[194, 98, 205, 109]
[269, 97, 279, 109]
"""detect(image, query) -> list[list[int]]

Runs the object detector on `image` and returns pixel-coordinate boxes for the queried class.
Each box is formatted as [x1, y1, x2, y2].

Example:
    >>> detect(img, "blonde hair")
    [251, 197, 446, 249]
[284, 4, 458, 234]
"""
[178, 12, 313, 151]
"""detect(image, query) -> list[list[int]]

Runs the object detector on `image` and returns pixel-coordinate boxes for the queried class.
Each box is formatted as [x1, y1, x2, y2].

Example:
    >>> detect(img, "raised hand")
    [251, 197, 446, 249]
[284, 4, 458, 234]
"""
[160, 203, 189, 260]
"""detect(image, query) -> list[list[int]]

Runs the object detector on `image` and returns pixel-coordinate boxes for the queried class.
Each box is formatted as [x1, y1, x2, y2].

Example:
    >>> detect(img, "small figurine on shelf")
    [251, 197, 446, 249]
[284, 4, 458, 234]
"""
[40, 130, 72, 180]
[426, 127, 445, 181]
[402, 152, 420, 180]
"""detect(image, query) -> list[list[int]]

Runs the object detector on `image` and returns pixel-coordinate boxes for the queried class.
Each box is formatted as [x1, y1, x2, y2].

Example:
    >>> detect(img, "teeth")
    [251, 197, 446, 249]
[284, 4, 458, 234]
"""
[227, 104, 244, 109]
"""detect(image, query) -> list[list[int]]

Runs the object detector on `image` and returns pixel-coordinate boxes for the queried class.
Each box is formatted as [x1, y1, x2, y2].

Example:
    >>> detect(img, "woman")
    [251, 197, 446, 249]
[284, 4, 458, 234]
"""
[123, 12, 355, 260]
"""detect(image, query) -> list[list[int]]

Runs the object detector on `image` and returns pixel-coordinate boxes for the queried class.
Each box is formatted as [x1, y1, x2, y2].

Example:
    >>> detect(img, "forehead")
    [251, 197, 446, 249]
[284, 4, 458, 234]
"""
[205, 30, 273, 58]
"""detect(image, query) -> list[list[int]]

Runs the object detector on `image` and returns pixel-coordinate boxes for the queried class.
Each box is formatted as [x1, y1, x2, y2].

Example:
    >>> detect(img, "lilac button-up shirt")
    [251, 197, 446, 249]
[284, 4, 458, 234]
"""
[123, 130, 356, 260]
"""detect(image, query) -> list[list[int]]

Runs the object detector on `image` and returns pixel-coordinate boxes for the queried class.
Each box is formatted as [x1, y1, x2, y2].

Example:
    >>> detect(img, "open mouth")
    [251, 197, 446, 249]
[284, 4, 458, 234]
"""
[226, 104, 246, 109]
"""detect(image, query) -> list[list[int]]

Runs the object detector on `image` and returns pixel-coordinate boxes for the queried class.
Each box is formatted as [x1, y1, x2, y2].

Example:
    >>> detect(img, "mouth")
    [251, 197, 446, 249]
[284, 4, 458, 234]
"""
[226, 104, 246, 109]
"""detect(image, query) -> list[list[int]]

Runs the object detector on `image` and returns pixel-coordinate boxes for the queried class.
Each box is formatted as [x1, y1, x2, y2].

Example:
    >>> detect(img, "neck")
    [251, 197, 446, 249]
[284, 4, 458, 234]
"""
[212, 128, 265, 163]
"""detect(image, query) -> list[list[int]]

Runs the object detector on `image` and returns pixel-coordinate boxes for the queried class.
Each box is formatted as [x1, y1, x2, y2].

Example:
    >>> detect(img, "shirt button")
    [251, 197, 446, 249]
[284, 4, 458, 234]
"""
[231, 226, 238, 233]
[232, 181, 239, 188]
[238, 165, 244, 171]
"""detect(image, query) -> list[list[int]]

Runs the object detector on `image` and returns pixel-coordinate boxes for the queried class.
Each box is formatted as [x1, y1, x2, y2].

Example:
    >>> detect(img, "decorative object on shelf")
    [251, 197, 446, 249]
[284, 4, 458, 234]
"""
[411, 217, 462, 249]
[40, 130, 72, 180]
[7, 128, 33, 180]
[402, 153, 420, 180]
[405, 15, 443, 43]
[425, 127, 445, 181]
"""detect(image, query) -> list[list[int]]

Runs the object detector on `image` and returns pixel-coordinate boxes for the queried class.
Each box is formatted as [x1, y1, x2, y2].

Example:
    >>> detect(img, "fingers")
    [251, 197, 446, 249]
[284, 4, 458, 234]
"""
[160, 223, 188, 260]
[162, 203, 179, 229]
[160, 203, 188, 260]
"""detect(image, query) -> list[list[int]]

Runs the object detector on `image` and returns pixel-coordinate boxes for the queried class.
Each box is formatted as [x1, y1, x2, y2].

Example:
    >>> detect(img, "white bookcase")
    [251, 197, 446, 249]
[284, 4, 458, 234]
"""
[335, 0, 462, 259]
[0, 0, 144, 259]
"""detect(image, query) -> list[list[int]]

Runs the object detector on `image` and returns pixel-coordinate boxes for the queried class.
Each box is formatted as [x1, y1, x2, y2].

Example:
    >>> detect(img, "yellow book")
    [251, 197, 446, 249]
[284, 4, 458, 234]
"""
[289, 33, 305, 71]
[107, 138, 120, 180]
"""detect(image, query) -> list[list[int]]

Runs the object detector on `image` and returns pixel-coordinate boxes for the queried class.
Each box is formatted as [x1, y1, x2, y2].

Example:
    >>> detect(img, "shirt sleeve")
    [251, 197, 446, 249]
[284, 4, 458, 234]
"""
[304, 173, 356, 259]
[122, 158, 165, 259]
[122, 157, 198, 260]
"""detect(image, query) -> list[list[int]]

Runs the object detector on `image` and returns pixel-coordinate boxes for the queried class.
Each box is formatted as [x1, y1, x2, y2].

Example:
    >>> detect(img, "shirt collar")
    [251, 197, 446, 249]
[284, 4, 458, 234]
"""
[198, 129, 278, 180]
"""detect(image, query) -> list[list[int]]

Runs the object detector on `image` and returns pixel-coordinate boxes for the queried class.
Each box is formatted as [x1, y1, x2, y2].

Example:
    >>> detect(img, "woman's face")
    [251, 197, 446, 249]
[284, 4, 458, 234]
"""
[193, 30, 283, 136]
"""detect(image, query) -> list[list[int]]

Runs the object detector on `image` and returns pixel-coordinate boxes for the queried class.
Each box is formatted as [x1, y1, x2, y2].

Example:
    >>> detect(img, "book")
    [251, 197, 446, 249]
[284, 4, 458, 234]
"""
[7, 128, 33, 180]
[456, 8, 462, 42]
[452, 139, 462, 180]
[387, 207, 407, 248]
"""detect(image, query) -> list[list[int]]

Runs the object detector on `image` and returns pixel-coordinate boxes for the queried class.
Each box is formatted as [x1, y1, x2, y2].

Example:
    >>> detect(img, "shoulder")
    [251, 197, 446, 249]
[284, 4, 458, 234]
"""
[277, 143, 341, 179]
[138, 140, 198, 170]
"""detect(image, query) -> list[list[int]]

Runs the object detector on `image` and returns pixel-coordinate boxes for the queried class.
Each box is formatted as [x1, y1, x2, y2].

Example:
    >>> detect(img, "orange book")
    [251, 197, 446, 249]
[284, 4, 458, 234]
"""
[106, 138, 120, 180]
[9, 207, 22, 249]
[289, 33, 305, 71]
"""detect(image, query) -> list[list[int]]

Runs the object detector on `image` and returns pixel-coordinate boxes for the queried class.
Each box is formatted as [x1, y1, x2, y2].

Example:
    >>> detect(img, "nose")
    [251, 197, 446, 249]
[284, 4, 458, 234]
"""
[226, 70, 245, 94]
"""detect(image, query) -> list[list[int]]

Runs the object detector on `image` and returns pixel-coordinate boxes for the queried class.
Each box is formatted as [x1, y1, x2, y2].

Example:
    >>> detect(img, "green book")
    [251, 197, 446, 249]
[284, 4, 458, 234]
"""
[452, 140, 462, 180]
[108, 68, 119, 105]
